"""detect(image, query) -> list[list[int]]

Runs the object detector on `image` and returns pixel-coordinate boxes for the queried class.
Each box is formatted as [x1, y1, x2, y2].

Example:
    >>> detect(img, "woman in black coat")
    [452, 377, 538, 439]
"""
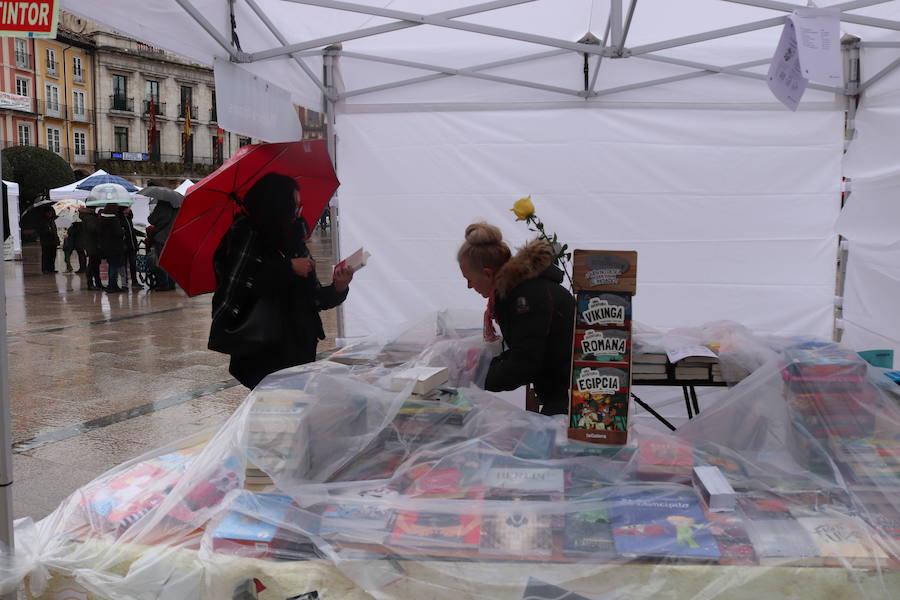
[458, 222, 575, 415]
[37, 206, 60, 274]
[209, 173, 352, 389]
[97, 204, 128, 293]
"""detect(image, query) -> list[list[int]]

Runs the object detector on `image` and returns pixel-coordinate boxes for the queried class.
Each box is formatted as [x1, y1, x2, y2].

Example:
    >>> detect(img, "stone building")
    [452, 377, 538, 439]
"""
[85, 16, 235, 187]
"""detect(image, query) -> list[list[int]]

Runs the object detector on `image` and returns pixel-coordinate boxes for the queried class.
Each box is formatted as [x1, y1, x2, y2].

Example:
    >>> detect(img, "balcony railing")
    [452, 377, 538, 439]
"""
[109, 95, 134, 112]
[177, 104, 199, 119]
[69, 106, 94, 123]
[14, 52, 32, 69]
[46, 60, 58, 77]
[73, 70, 85, 84]
[142, 100, 167, 117]
[96, 150, 219, 165]
[37, 100, 65, 118]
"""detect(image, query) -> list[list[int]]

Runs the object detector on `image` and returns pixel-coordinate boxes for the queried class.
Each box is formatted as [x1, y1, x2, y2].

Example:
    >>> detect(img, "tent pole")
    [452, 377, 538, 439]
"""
[609, 0, 623, 50]
[0, 146, 16, 600]
[834, 35, 861, 343]
[324, 45, 344, 340]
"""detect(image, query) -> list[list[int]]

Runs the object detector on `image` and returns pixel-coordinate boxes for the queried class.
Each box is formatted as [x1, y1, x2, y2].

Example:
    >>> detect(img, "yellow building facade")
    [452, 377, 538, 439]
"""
[34, 29, 95, 176]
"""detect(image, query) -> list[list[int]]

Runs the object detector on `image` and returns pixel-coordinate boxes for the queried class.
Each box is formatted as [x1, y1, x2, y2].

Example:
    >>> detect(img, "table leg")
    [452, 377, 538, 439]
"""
[682, 386, 693, 419]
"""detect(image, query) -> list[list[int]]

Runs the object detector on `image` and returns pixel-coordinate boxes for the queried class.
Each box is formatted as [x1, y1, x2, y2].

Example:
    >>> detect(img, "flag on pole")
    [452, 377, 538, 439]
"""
[148, 97, 157, 158]
[181, 103, 192, 163]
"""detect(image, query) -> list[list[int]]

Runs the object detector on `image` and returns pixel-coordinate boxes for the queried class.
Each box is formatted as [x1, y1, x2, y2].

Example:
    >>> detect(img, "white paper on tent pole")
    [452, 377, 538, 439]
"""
[767, 20, 807, 112]
[213, 58, 301, 143]
[789, 8, 842, 86]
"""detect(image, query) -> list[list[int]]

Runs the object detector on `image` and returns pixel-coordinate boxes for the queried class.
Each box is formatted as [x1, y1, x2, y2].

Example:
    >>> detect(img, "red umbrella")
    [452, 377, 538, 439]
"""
[159, 140, 339, 296]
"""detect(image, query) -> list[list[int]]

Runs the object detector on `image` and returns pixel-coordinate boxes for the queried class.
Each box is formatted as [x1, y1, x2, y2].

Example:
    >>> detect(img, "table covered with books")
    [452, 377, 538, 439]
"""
[3, 312, 899, 600]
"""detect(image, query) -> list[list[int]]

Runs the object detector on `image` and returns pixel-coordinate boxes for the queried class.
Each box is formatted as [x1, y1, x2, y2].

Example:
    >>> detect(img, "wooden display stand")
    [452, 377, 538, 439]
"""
[568, 250, 637, 445]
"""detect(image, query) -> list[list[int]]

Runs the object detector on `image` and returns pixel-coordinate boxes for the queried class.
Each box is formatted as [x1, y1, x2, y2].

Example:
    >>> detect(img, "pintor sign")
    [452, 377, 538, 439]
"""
[0, 0, 58, 38]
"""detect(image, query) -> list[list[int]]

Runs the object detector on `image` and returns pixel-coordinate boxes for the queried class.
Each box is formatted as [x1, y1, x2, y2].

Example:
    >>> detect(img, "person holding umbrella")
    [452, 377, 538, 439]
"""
[209, 173, 353, 389]
[79, 206, 102, 290]
[36, 201, 60, 274]
[141, 185, 182, 291]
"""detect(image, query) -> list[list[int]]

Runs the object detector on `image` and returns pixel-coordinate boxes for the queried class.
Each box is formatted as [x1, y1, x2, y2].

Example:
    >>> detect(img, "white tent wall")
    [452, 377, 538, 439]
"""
[836, 48, 900, 364]
[3, 182, 20, 258]
[336, 105, 843, 338]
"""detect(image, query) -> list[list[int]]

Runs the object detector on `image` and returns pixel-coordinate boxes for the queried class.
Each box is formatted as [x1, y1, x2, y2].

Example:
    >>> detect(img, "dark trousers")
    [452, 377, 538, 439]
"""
[87, 254, 102, 288]
[106, 255, 124, 289]
[40, 244, 57, 273]
[65, 248, 87, 270]
[126, 250, 139, 284]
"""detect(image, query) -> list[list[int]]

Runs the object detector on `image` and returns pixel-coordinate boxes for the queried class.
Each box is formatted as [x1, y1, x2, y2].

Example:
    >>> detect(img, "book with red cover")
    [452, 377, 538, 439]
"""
[637, 437, 694, 482]
[389, 511, 481, 551]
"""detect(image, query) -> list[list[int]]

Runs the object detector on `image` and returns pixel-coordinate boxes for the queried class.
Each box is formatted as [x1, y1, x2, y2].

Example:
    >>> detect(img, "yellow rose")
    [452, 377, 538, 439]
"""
[511, 195, 535, 221]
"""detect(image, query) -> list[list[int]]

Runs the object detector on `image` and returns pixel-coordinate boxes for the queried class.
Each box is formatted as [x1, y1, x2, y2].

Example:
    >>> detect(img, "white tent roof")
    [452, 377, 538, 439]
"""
[63, 1, 900, 112]
[49, 168, 109, 200]
[174, 179, 194, 195]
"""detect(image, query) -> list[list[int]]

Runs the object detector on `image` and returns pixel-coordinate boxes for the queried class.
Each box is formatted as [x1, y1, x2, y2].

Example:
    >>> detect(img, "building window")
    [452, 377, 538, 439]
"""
[74, 130, 87, 159]
[147, 128, 160, 161]
[46, 127, 61, 153]
[114, 126, 129, 153]
[45, 84, 60, 116]
[15, 77, 29, 97]
[72, 90, 86, 120]
[14, 39, 29, 68]
[17, 124, 31, 146]
[112, 74, 128, 110]
[210, 90, 217, 122]
[73, 56, 84, 83]
[238, 136, 251, 147]
[180, 85, 193, 118]
[46, 48, 57, 76]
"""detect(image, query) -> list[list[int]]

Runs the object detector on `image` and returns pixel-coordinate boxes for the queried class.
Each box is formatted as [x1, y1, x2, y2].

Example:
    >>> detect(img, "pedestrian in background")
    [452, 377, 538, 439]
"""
[147, 197, 178, 291]
[118, 206, 144, 290]
[63, 219, 87, 273]
[37, 204, 59, 274]
[98, 204, 127, 293]
[79, 206, 103, 290]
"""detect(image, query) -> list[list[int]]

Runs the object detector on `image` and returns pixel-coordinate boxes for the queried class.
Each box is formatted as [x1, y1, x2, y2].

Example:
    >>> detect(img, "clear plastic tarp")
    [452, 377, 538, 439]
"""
[2, 312, 898, 599]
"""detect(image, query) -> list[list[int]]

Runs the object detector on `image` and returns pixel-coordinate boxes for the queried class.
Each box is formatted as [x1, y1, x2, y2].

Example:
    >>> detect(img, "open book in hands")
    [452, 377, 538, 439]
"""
[335, 247, 370, 274]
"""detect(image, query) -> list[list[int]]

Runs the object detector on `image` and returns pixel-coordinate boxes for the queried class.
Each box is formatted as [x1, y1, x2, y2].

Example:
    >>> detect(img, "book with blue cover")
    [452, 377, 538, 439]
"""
[610, 490, 720, 560]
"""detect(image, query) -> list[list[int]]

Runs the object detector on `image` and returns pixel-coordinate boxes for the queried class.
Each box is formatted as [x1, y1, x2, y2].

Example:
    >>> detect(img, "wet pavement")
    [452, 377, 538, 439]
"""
[3, 228, 339, 520]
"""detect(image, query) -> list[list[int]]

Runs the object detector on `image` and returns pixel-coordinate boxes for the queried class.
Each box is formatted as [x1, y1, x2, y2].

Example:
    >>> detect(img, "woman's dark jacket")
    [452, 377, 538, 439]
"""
[210, 215, 348, 389]
[80, 212, 100, 256]
[97, 214, 127, 258]
[37, 212, 59, 247]
[485, 239, 575, 415]
[148, 202, 177, 247]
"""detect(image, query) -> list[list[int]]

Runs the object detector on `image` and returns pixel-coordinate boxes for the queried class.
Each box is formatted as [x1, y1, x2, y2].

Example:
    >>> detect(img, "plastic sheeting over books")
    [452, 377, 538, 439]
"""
[1, 314, 899, 600]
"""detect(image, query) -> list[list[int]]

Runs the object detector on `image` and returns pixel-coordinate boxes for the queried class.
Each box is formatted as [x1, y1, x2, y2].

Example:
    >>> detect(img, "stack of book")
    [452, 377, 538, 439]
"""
[632, 353, 667, 382]
[210, 491, 318, 560]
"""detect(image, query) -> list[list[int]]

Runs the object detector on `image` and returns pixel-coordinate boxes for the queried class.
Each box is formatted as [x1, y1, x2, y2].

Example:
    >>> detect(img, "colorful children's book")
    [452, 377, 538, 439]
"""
[703, 507, 756, 565]
[210, 492, 316, 560]
[610, 490, 720, 560]
[637, 438, 694, 482]
[794, 515, 889, 567]
[480, 493, 554, 556]
[563, 505, 616, 558]
[389, 511, 481, 551]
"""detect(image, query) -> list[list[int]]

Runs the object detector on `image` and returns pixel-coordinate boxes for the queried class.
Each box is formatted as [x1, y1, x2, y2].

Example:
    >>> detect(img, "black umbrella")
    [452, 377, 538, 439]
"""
[19, 199, 55, 230]
[139, 186, 184, 209]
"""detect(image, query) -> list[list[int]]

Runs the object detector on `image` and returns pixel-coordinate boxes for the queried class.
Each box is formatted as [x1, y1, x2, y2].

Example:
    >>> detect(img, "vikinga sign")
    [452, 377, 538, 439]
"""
[0, 1, 58, 38]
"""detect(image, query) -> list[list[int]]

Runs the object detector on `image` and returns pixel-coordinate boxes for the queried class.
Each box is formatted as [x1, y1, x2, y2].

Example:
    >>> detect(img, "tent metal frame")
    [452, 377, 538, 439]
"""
[173, 0, 900, 103]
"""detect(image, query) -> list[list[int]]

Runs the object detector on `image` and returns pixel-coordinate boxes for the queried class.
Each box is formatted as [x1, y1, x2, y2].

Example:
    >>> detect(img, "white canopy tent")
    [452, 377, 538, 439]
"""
[0, 1, 887, 571]
[174, 179, 195, 195]
[2, 180, 20, 259]
[56, 0, 900, 346]
[48, 168, 109, 200]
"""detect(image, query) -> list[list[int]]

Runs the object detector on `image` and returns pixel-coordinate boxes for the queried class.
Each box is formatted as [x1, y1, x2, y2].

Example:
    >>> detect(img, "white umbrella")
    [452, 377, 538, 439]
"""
[85, 183, 134, 207]
[53, 199, 85, 229]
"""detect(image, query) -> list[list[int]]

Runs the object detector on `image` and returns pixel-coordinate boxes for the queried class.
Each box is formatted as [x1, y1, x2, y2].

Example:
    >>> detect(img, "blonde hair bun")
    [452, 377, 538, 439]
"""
[464, 222, 503, 246]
